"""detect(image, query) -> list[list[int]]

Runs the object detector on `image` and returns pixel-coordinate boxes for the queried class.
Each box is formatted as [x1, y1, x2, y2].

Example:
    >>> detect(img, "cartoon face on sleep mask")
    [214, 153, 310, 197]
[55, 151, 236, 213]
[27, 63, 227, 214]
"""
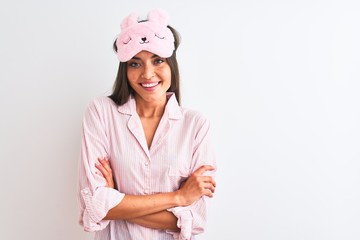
[116, 9, 175, 62]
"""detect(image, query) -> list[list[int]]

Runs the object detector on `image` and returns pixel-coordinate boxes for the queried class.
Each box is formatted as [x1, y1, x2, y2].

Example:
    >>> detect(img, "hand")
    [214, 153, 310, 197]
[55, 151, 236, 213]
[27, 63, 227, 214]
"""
[177, 165, 216, 206]
[95, 157, 116, 189]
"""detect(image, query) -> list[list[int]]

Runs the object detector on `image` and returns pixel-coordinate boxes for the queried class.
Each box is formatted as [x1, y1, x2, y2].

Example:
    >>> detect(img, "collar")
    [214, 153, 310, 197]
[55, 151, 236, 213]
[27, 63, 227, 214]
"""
[117, 92, 182, 120]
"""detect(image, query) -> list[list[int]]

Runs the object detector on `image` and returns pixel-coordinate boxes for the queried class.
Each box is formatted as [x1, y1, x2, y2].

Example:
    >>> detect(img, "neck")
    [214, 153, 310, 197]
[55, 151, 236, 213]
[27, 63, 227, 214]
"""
[135, 96, 167, 118]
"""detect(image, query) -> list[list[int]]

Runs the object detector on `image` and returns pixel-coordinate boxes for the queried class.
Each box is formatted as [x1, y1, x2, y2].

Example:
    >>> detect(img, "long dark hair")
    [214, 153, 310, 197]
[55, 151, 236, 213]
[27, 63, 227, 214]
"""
[109, 25, 181, 106]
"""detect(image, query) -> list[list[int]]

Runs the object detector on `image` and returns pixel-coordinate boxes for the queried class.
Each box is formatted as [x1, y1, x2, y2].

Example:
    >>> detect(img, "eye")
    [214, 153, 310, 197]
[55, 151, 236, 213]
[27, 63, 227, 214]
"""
[128, 61, 141, 68]
[154, 58, 165, 65]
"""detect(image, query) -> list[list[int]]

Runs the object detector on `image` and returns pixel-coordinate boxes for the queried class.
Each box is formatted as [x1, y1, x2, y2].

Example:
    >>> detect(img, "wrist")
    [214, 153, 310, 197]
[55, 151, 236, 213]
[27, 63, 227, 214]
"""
[173, 190, 186, 207]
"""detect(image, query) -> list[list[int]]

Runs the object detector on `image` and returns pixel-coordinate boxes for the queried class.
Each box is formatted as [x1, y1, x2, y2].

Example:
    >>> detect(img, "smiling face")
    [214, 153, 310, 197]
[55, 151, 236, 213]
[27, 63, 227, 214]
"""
[127, 50, 172, 105]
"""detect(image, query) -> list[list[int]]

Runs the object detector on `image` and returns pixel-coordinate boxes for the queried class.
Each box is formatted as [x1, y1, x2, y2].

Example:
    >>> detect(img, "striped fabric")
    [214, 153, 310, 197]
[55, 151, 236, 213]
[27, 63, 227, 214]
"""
[78, 93, 216, 240]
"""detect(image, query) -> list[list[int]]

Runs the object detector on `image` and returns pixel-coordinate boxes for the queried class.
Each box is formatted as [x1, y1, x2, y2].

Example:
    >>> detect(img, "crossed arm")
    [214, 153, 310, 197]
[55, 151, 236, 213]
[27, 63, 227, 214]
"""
[95, 158, 216, 231]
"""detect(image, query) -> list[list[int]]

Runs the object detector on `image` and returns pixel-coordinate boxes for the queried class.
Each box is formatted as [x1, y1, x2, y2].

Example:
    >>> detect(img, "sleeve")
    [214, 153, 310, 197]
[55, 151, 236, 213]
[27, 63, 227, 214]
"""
[167, 116, 217, 240]
[77, 99, 125, 232]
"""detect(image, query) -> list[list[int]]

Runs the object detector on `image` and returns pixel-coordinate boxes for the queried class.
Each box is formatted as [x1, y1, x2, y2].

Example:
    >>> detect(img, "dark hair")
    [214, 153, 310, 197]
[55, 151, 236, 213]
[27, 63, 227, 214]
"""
[109, 25, 181, 106]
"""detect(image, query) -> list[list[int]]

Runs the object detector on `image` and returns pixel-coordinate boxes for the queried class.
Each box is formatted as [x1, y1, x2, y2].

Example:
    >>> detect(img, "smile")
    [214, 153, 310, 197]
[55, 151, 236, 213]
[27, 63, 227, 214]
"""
[141, 82, 160, 88]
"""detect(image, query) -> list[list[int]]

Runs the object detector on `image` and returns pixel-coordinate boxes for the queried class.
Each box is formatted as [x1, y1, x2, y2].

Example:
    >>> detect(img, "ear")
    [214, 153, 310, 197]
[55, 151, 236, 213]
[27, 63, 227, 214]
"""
[121, 13, 139, 29]
[147, 9, 169, 26]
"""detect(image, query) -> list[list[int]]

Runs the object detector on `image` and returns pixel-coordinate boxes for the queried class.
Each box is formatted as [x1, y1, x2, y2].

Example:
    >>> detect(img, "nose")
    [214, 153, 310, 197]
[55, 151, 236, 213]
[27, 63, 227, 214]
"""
[141, 64, 155, 79]
[141, 37, 147, 42]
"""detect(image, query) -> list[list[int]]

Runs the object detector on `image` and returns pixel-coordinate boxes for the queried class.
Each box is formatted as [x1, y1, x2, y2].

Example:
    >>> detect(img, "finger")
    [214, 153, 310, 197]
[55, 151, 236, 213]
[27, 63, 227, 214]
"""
[196, 176, 216, 187]
[95, 162, 111, 179]
[203, 188, 214, 198]
[201, 181, 216, 192]
[192, 165, 216, 176]
[95, 163, 114, 187]
[204, 183, 216, 193]
[98, 158, 112, 174]
[206, 177, 216, 187]
[96, 158, 112, 176]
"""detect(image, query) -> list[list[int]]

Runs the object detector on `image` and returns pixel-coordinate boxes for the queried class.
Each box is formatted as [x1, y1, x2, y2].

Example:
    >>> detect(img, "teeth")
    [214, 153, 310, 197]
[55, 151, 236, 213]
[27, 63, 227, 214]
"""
[141, 82, 159, 88]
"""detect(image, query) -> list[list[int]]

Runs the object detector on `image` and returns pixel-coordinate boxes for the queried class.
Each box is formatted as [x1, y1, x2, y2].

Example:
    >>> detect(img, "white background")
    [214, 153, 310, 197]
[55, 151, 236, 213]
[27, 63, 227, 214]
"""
[1, 0, 359, 239]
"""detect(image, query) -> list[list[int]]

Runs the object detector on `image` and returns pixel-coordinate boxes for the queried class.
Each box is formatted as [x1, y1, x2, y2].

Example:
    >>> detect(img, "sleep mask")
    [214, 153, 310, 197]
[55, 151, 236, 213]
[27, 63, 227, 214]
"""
[116, 9, 175, 62]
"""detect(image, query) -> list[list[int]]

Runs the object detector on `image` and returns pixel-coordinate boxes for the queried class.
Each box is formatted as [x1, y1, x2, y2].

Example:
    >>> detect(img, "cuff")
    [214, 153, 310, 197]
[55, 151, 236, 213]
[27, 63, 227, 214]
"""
[167, 206, 193, 240]
[80, 187, 124, 232]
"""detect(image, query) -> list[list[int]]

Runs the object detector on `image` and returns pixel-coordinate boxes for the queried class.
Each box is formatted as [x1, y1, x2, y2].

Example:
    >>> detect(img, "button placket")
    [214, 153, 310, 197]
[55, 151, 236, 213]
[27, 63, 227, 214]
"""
[144, 157, 151, 194]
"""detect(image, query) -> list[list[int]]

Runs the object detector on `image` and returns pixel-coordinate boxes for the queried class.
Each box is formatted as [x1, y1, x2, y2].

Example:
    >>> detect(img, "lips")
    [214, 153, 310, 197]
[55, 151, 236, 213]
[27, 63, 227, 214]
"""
[141, 82, 160, 88]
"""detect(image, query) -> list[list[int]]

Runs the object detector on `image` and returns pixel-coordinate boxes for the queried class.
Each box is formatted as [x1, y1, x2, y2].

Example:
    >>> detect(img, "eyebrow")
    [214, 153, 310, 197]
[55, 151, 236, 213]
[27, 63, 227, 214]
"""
[131, 54, 160, 60]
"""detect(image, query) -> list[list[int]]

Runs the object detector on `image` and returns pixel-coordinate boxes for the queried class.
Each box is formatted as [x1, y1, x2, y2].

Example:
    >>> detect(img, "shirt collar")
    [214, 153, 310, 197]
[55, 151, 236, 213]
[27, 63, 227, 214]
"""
[117, 92, 182, 120]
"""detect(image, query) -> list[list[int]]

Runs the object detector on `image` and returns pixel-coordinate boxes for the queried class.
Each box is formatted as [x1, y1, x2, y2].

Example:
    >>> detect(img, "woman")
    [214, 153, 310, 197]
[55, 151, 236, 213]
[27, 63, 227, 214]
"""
[78, 9, 216, 240]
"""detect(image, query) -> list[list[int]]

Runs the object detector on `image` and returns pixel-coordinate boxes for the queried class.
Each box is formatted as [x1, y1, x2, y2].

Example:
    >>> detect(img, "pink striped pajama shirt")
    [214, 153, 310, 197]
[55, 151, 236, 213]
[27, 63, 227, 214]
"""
[78, 93, 216, 240]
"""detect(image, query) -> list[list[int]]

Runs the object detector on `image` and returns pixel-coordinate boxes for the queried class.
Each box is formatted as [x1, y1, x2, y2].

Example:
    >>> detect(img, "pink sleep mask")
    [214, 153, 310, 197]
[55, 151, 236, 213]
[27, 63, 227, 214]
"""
[116, 9, 175, 62]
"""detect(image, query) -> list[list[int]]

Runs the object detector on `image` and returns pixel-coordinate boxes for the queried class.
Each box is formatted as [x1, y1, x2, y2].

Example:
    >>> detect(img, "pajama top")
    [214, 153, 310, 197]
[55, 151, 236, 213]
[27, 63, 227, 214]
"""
[78, 92, 216, 240]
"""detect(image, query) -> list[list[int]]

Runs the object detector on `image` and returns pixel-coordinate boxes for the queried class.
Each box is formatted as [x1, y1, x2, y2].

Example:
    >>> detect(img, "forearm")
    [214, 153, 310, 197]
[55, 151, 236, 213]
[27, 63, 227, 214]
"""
[97, 159, 215, 225]
[128, 210, 180, 231]
[104, 192, 181, 220]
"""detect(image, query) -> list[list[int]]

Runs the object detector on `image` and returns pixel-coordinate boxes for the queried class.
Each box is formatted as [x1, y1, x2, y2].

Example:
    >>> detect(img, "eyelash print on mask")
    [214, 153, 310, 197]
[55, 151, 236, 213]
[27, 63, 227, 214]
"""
[155, 33, 165, 39]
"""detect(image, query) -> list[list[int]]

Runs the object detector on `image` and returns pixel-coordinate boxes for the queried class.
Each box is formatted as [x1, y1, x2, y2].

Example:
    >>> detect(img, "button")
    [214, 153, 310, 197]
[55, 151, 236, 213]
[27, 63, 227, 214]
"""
[82, 189, 89, 195]
[145, 162, 149, 166]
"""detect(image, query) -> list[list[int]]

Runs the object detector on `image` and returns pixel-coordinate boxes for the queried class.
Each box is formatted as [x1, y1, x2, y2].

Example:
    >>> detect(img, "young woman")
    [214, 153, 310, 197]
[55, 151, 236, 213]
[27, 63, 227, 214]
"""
[78, 9, 216, 240]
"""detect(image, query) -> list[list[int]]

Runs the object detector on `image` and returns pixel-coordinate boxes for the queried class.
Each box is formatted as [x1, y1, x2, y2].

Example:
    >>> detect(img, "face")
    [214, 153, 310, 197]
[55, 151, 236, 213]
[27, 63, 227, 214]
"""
[127, 51, 171, 105]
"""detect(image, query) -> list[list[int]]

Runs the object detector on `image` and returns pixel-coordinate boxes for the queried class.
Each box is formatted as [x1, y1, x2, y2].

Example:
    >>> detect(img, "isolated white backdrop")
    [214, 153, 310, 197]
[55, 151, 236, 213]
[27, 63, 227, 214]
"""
[1, 0, 359, 239]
